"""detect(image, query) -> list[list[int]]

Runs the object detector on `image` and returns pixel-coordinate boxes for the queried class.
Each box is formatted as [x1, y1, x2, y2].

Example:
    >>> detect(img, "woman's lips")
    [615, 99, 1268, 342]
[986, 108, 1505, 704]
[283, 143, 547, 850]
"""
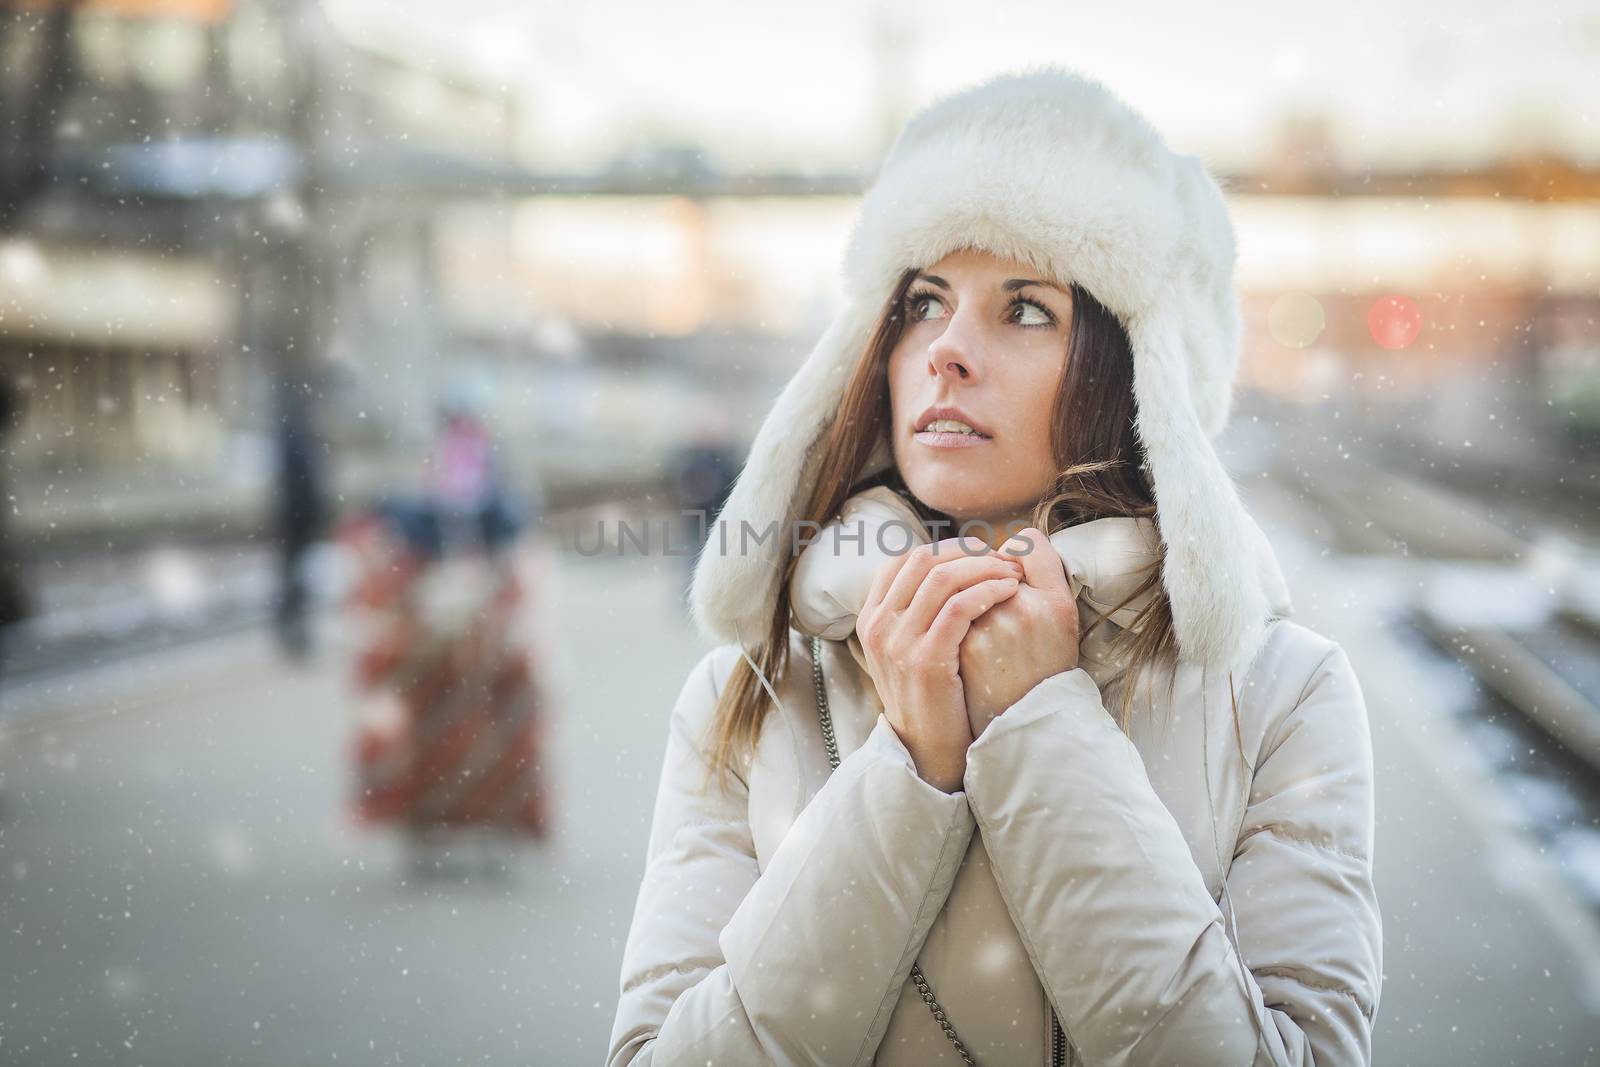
[913, 430, 993, 449]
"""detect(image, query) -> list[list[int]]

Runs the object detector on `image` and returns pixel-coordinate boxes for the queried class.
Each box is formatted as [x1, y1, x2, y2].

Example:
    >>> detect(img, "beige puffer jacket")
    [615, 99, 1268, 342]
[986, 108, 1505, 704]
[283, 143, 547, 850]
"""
[607, 502, 1382, 1066]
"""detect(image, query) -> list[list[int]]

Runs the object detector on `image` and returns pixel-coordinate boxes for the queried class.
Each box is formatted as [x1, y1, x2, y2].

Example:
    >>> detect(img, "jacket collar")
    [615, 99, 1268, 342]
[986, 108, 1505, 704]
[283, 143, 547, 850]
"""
[800, 500, 1296, 689]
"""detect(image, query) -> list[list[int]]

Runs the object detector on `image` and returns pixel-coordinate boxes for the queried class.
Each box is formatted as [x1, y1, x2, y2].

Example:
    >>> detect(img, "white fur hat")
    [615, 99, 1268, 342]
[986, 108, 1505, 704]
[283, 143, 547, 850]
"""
[689, 64, 1291, 677]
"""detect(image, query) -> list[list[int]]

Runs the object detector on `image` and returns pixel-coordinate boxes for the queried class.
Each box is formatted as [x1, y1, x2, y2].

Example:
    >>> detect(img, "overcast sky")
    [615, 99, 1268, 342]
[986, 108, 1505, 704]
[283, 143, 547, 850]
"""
[328, 0, 1600, 169]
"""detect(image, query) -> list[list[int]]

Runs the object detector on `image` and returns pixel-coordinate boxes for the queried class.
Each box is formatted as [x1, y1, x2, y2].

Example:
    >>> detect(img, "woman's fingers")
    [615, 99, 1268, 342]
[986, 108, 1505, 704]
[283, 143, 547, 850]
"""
[902, 552, 1024, 635]
[926, 576, 1022, 652]
[877, 540, 948, 615]
[862, 541, 915, 617]
[882, 536, 996, 614]
[997, 527, 1069, 592]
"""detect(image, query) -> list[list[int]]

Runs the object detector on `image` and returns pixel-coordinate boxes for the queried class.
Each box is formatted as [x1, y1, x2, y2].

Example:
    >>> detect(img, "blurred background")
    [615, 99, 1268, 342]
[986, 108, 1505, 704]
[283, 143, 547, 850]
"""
[1, 0, 1598, 1062]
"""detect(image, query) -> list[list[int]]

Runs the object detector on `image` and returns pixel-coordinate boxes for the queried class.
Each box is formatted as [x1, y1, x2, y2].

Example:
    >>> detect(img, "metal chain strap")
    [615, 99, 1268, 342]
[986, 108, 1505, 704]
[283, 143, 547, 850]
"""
[809, 634, 978, 1067]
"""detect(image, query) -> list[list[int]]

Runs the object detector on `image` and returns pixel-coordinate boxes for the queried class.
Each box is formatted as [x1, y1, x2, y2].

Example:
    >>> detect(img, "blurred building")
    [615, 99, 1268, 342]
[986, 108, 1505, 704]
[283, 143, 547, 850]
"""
[0, 0, 533, 552]
[1228, 113, 1600, 460]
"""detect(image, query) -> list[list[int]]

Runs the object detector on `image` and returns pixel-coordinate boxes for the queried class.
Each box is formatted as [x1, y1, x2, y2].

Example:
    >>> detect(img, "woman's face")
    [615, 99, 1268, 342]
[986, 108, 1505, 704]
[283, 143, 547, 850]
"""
[887, 246, 1072, 539]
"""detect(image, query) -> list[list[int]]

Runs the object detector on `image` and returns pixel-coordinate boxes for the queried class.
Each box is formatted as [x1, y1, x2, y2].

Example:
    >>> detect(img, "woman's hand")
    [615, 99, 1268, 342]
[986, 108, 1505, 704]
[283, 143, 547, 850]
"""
[856, 536, 1025, 792]
[959, 527, 1081, 740]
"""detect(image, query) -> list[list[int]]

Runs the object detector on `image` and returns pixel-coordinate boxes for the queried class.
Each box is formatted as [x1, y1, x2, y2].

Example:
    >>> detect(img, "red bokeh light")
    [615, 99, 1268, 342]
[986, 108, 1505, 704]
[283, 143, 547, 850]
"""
[1368, 295, 1422, 350]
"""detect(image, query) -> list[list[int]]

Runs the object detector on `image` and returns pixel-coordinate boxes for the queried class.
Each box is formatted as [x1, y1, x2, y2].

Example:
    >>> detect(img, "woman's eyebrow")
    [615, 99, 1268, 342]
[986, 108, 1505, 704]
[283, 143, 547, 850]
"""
[1001, 278, 1069, 295]
[912, 273, 1067, 295]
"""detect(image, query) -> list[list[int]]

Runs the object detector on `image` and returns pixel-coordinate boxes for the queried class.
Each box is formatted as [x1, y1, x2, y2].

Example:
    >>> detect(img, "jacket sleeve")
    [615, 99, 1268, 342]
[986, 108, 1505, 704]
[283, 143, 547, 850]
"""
[962, 644, 1382, 1067]
[606, 646, 977, 1067]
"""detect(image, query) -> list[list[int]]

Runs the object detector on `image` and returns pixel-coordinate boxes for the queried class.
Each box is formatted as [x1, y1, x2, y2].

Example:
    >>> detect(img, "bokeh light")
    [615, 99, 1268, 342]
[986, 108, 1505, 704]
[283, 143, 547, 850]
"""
[1268, 291, 1326, 347]
[1368, 294, 1423, 350]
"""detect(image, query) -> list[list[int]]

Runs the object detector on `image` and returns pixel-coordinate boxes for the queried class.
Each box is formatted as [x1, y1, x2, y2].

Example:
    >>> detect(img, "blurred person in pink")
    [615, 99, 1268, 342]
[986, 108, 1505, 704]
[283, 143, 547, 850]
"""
[339, 372, 552, 878]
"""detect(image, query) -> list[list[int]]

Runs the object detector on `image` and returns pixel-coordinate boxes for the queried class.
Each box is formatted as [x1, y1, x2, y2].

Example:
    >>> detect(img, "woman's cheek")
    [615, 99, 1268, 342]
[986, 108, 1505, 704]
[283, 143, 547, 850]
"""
[1010, 369, 1061, 475]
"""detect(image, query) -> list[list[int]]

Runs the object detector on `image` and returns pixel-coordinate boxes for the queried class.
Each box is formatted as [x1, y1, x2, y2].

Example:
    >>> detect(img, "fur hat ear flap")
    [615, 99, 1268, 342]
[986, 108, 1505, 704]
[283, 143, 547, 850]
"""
[1126, 301, 1272, 676]
[688, 297, 882, 647]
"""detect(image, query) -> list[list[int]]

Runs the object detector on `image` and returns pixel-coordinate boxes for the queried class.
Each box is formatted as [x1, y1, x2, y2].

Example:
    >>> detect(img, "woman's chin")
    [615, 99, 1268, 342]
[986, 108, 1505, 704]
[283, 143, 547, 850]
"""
[902, 477, 1010, 531]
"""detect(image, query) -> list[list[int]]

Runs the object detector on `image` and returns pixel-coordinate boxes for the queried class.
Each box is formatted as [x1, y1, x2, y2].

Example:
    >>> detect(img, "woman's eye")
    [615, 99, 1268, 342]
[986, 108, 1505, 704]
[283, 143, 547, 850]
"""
[907, 293, 947, 321]
[1013, 300, 1052, 327]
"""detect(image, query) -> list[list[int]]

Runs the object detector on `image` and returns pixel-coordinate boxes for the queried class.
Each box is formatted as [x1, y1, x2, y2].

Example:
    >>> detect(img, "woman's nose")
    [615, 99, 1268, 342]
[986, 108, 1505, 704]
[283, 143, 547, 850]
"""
[927, 321, 980, 380]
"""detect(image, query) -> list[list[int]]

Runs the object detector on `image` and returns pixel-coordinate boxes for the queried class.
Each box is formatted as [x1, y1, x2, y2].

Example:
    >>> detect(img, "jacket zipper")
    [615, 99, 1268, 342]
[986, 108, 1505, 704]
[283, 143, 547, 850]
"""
[1049, 1004, 1066, 1067]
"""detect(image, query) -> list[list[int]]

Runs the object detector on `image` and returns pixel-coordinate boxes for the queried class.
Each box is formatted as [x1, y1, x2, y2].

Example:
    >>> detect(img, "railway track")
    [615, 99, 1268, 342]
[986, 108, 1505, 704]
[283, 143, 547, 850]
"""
[1273, 445, 1600, 907]
[1368, 436, 1600, 550]
[1279, 449, 1599, 740]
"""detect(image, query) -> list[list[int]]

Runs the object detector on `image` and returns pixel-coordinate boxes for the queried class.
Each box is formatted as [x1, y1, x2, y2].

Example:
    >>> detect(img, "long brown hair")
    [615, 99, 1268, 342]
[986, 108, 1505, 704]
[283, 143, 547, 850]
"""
[697, 260, 1239, 795]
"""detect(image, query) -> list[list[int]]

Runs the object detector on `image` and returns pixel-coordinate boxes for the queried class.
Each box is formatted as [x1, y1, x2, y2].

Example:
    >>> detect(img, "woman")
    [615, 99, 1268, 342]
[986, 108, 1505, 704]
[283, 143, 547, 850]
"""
[608, 66, 1381, 1066]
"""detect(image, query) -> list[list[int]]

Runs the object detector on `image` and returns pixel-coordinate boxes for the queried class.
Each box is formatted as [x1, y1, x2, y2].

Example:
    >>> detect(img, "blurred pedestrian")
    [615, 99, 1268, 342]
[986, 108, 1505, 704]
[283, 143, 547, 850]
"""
[0, 376, 29, 827]
[273, 377, 328, 662]
[425, 374, 540, 558]
[0, 377, 32, 683]
[671, 405, 741, 599]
